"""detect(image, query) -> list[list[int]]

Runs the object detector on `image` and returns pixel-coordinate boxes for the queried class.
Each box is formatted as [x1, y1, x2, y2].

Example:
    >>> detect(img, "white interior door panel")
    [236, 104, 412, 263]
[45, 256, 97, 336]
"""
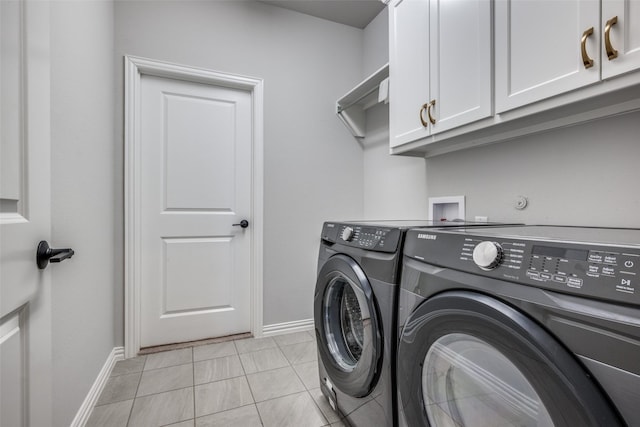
[139, 75, 252, 347]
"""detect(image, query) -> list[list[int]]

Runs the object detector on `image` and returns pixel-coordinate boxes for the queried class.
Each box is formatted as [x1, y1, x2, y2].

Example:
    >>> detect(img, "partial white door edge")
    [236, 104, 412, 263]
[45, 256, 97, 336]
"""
[124, 55, 264, 358]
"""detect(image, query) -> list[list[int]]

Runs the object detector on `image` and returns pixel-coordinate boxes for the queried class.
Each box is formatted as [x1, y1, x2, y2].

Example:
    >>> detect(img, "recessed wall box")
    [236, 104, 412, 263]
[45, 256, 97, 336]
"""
[428, 196, 465, 221]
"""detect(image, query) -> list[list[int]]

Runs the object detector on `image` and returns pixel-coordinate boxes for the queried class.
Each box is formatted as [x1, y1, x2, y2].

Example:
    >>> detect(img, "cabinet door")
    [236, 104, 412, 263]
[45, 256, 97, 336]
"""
[602, 0, 640, 79]
[495, 0, 600, 113]
[389, 0, 430, 148]
[429, 0, 492, 134]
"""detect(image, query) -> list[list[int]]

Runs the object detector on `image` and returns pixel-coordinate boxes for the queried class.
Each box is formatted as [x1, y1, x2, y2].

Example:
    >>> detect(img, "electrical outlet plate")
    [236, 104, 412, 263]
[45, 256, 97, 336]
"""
[428, 196, 465, 221]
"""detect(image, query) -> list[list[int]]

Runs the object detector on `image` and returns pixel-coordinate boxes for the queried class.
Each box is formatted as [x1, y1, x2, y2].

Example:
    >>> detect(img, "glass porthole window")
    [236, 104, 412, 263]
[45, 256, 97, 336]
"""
[422, 333, 554, 427]
[314, 254, 381, 398]
[323, 276, 367, 371]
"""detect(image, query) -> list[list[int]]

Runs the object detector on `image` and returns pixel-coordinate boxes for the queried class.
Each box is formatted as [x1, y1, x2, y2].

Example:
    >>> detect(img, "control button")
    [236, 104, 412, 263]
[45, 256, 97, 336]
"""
[540, 273, 552, 280]
[588, 252, 604, 263]
[341, 227, 354, 242]
[526, 270, 540, 279]
[604, 255, 618, 265]
[602, 266, 616, 276]
[472, 241, 504, 271]
[625, 260, 635, 268]
[567, 277, 583, 288]
[553, 275, 567, 283]
[588, 265, 600, 273]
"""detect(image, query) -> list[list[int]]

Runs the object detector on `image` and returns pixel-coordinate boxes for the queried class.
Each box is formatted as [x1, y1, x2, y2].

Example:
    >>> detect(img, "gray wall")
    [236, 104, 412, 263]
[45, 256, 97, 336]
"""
[364, 101, 640, 228]
[114, 1, 364, 326]
[363, 104, 429, 219]
[50, 1, 118, 425]
[363, 7, 389, 77]
[362, 9, 429, 220]
[426, 111, 640, 228]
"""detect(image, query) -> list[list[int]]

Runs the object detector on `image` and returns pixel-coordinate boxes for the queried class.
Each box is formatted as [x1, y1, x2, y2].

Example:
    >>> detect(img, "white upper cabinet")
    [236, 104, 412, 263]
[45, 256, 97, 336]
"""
[389, 0, 492, 149]
[495, 0, 601, 113]
[601, 0, 640, 80]
[388, 0, 640, 156]
[389, 0, 430, 148]
[429, 0, 492, 133]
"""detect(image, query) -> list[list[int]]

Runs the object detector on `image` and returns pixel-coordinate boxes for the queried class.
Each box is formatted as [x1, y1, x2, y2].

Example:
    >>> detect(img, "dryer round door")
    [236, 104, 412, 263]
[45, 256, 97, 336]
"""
[314, 254, 382, 398]
[397, 291, 623, 427]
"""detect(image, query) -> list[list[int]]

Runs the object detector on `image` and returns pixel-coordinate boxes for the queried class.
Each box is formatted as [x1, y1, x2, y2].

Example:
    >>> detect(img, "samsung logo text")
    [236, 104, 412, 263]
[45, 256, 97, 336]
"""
[417, 234, 437, 240]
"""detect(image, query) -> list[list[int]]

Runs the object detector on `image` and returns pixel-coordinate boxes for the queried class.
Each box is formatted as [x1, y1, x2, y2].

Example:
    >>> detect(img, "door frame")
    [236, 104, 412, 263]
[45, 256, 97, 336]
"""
[124, 55, 264, 358]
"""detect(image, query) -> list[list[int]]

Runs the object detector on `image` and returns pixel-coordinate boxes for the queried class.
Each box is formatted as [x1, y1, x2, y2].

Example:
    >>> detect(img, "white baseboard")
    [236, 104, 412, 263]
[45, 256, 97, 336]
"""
[70, 346, 124, 427]
[262, 318, 314, 337]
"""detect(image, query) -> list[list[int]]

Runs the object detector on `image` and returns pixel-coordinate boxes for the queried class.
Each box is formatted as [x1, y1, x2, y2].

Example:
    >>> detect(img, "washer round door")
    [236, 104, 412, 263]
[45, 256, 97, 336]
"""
[397, 291, 623, 427]
[314, 254, 382, 397]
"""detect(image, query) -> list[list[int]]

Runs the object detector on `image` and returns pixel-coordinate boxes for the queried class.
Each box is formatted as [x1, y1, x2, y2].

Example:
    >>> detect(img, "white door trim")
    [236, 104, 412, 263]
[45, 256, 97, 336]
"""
[124, 56, 264, 358]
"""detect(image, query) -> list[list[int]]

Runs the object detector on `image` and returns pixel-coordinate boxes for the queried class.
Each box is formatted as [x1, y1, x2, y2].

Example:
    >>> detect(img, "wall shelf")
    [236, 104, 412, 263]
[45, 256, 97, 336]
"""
[336, 63, 389, 138]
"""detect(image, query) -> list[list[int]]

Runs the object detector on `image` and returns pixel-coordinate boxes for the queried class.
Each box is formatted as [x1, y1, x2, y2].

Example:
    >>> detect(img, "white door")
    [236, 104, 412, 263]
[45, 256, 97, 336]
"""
[1, 1, 52, 425]
[495, 0, 600, 113]
[602, 0, 640, 79]
[139, 75, 253, 348]
[389, 0, 431, 148]
[429, 0, 492, 133]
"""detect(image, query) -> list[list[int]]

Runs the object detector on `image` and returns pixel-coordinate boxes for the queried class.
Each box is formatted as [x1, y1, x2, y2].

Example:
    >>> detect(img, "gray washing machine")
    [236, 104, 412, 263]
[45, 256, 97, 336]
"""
[397, 225, 640, 427]
[314, 220, 513, 426]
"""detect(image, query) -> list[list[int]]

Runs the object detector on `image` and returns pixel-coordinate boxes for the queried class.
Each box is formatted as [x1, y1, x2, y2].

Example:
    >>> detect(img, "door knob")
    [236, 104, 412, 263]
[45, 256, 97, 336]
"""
[232, 220, 249, 229]
[36, 241, 75, 269]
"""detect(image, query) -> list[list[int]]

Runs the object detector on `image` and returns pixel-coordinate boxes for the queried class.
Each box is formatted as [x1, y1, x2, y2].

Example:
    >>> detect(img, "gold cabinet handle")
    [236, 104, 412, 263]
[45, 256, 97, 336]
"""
[419, 103, 429, 127]
[427, 99, 436, 125]
[605, 16, 619, 60]
[581, 27, 595, 69]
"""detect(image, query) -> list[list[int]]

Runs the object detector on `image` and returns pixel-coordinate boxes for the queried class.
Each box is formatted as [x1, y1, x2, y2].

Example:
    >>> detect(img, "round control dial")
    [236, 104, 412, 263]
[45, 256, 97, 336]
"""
[341, 227, 355, 242]
[472, 241, 503, 270]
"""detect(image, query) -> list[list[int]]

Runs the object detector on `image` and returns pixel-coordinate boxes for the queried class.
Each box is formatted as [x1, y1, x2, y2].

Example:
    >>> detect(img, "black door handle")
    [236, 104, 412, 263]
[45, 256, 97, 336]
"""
[36, 241, 75, 269]
[232, 220, 249, 229]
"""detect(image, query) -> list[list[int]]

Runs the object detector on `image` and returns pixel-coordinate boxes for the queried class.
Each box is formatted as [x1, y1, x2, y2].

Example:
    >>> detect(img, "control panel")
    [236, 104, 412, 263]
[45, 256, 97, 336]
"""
[523, 245, 639, 296]
[404, 228, 640, 305]
[321, 223, 402, 253]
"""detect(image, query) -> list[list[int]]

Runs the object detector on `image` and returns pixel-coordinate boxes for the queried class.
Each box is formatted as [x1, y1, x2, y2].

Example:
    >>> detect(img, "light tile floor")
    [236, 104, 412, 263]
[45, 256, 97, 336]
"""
[87, 330, 346, 427]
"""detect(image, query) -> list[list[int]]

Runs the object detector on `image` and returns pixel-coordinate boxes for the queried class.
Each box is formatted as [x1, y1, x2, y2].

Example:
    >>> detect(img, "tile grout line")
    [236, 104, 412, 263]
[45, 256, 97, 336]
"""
[193, 339, 263, 424]
[232, 339, 264, 426]
[132, 350, 196, 399]
[295, 376, 329, 425]
[238, 338, 263, 425]
[191, 346, 196, 425]
[126, 355, 147, 426]
[140, 361, 193, 374]
[130, 349, 195, 425]
[287, 340, 329, 426]
[131, 386, 194, 406]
